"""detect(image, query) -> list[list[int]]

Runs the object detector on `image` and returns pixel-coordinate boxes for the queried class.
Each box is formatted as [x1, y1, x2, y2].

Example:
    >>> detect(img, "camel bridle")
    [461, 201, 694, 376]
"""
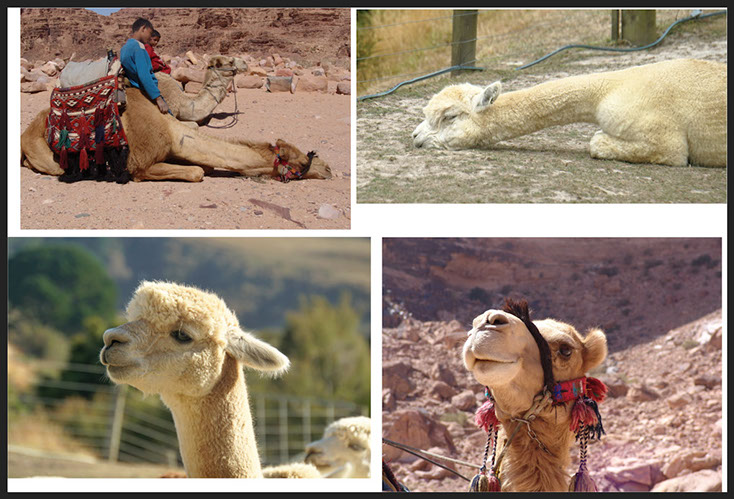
[469, 298, 607, 492]
[203, 64, 243, 130]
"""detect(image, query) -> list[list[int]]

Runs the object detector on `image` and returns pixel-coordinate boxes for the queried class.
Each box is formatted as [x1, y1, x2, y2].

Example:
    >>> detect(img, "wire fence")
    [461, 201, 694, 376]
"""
[356, 9, 721, 97]
[8, 360, 366, 470]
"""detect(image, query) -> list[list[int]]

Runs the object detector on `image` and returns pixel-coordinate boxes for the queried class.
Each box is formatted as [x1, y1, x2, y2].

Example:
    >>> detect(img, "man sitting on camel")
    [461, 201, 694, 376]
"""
[120, 17, 170, 115]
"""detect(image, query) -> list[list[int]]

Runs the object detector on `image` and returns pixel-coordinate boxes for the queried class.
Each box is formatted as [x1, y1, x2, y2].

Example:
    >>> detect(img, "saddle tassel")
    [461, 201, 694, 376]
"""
[94, 106, 106, 165]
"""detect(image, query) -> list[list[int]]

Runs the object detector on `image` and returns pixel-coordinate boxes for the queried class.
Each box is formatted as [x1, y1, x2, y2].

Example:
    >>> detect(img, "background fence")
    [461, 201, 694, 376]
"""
[8, 360, 366, 471]
[356, 9, 718, 97]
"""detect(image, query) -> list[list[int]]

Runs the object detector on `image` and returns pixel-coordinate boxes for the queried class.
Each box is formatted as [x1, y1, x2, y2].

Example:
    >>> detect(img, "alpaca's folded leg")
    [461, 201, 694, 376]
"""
[135, 162, 205, 182]
[589, 130, 688, 167]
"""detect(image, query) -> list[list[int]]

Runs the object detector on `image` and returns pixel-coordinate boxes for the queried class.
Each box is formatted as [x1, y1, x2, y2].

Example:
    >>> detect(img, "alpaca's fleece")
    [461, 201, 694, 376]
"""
[463, 305, 607, 491]
[262, 462, 322, 478]
[100, 280, 291, 478]
[305, 416, 371, 478]
[413, 59, 727, 167]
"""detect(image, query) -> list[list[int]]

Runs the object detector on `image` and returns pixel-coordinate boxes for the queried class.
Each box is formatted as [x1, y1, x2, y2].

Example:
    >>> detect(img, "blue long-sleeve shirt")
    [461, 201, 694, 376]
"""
[120, 38, 161, 100]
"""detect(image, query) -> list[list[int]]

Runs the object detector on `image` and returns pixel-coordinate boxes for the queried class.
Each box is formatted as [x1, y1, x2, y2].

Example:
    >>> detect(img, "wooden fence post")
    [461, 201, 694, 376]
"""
[611, 10, 620, 41]
[107, 385, 127, 462]
[451, 10, 478, 76]
[620, 10, 657, 46]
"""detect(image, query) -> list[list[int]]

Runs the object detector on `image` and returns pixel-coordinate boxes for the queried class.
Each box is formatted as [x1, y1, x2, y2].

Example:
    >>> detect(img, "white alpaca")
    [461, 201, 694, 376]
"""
[304, 416, 371, 478]
[99, 280, 318, 478]
[412, 59, 726, 167]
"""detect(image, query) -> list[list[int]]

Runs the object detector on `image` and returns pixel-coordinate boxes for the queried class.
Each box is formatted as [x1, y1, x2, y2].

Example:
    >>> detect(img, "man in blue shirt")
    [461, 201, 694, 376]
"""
[120, 18, 170, 115]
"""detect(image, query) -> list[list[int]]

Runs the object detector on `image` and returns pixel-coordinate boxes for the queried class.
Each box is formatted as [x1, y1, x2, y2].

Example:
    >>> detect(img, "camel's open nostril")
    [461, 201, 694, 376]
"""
[487, 313, 510, 326]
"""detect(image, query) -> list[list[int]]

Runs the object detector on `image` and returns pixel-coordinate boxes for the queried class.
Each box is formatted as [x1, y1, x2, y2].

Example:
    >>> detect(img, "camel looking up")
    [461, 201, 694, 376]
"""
[463, 299, 608, 491]
[413, 59, 726, 167]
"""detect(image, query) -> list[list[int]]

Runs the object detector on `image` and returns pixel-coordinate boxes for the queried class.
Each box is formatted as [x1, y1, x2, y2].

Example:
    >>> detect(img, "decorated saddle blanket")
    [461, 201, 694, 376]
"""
[46, 74, 129, 172]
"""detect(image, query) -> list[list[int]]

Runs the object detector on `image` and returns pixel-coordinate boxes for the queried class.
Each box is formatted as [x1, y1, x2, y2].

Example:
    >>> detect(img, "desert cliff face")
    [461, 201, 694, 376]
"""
[20, 8, 350, 67]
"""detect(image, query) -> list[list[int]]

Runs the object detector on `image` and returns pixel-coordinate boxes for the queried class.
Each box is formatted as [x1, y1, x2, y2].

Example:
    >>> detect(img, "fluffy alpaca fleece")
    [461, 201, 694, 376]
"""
[305, 416, 371, 478]
[100, 280, 295, 478]
[413, 59, 726, 167]
[463, 304, 607, 491]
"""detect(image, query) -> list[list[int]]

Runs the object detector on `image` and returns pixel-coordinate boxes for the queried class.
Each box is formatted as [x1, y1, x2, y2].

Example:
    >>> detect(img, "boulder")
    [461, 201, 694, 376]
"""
[21, 81, 49, 93]
[383, 409, 456, 462]
[266, 76, 294, 93]
[235, 74, 264, 89]
[296, 74, 328, 93]
[336, 82, 351, 95]
[651, 469, 721, 492]
[172, 67, 206, 84]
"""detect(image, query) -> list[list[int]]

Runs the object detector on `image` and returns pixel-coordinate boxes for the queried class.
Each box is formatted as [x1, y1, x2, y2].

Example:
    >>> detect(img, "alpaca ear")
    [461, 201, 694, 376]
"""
[225, 329, 290, 376]
[474, 82, 502, 112]
[581, 328, 607, 373]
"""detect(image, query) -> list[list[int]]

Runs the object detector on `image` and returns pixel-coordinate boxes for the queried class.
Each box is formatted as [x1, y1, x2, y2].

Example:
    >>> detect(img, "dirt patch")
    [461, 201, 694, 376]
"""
[357, 14, 727, 204]
[19, 85, 350, 230]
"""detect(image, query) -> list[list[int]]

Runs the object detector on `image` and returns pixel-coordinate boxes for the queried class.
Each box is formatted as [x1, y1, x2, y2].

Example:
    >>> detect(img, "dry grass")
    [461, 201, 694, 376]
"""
[7, 409, 98, 459]
[357, 9, 722, 96]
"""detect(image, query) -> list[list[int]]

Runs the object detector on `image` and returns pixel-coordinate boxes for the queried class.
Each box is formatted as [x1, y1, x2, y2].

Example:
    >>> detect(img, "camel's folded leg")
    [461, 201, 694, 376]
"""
[21, 131, 64, 176]
[589, 130, 688, 167]
[134, 162, 205, 182]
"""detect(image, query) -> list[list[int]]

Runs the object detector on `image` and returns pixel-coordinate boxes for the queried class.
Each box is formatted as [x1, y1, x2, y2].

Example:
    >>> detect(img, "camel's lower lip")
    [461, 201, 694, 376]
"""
[474, 357, 515, 365]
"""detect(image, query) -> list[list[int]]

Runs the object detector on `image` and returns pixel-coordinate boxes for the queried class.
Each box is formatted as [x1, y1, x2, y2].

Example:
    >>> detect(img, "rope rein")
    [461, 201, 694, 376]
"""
[203, 66, 240, 129]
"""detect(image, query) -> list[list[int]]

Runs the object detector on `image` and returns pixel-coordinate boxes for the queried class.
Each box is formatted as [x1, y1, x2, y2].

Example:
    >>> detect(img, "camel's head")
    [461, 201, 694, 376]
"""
[100, 281, 289, 398]
[412, 81, 502, 150]
[272, 139, 332, 180]
[463, 299, 607, 416]
[208, 55, 248, 74]
[304, 416, 371, 478]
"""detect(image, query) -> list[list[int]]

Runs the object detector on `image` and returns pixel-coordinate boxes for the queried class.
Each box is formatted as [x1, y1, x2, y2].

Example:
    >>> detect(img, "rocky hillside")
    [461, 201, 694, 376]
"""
[383, 238, 722, 352]
[382, 238, 722, 492]
[20, 8, 350, 67]
[382, 310, 722, 492]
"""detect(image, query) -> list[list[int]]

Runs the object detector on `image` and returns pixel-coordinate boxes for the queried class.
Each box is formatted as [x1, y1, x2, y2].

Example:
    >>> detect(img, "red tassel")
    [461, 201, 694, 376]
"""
[585, 377, 607, 402]
[570, 398, 598, 434]
[475, 399, 500, 432]
[79, 147, 89, 171]
[487, 473, 502, 491]
[60, 148, 68, 170]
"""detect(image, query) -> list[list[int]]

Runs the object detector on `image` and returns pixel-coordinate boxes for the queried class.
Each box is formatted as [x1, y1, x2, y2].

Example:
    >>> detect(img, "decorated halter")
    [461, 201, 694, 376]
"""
[274, 146, 315, 182]
[469, 299, 608, 493]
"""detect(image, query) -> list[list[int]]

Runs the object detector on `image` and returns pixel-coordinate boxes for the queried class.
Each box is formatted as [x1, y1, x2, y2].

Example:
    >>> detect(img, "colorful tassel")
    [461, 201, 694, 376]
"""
[79, 147, 89, 171]
[585, 377, 608, 402]
[94, 107, 106, 165]
[475, 398, 500, 433]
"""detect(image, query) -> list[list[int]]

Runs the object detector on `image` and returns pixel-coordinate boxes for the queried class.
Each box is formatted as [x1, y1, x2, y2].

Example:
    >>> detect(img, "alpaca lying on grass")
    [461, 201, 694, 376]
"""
[413, 59, 726, 167]
[99, 280, 319, 478]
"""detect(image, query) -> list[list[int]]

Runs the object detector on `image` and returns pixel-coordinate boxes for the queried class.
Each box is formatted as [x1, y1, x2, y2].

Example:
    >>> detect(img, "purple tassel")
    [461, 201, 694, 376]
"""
[569, 464, 597, 492]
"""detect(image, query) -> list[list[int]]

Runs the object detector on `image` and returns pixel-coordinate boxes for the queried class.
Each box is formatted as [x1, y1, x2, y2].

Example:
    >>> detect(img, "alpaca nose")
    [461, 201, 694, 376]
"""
[103, 327, 129, 348]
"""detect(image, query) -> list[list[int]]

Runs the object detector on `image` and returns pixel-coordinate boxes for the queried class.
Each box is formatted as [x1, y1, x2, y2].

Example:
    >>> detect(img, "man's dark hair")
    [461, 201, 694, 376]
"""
[151, 30, 161, 38]
[132, 18, 153, 33]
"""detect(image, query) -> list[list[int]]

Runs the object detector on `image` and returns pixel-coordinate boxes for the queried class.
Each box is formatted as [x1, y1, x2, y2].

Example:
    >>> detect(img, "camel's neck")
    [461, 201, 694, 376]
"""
[479, 73, 611, 144]
[494, 406, 574, 492]
[197, 69, 234, 106]
[161, 355, 263, 478]
[169, 123, 277, 177]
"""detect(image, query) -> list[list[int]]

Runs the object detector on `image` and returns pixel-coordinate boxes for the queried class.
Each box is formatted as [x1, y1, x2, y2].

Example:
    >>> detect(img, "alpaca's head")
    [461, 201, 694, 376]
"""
[463, 299, 606, 417]
[412, 81, 502, 150]
[304, 416, 371, 478]
[100, 281, 289, 397]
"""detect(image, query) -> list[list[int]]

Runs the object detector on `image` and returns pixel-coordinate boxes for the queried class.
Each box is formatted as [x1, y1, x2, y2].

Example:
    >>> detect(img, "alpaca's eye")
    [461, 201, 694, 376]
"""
[348, 442, 365, 452]
[171, 330, 192, 343]
[559, 344, 573, 358]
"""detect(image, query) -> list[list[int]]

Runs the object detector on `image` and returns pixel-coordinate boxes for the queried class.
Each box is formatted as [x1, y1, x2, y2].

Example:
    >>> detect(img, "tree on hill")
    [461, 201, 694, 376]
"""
[8, 244, 119, 336]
